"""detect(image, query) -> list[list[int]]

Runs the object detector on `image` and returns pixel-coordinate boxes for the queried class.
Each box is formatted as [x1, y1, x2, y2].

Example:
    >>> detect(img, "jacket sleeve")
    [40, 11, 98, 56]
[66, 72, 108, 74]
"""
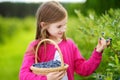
[73, 43, 102, 76]
[19, 41, 47, 80]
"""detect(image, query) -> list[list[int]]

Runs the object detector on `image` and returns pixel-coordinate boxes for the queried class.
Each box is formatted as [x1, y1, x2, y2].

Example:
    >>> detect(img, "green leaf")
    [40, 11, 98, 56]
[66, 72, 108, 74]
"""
[108, 63, 115, 67]
[115, 54, 119, 65]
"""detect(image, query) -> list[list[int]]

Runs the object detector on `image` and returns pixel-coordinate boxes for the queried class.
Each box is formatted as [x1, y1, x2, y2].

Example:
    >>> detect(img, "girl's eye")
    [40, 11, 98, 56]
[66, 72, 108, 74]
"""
[57, 25, 62, 28]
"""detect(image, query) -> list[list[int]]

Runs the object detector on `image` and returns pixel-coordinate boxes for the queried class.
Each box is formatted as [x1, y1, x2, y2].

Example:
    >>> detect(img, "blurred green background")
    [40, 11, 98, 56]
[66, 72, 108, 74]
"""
[0, 0, 120, 80]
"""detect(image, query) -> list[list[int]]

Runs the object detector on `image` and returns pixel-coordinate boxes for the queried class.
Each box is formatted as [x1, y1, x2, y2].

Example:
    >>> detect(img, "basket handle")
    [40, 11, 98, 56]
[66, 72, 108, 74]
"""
[35, 39, 64, 67]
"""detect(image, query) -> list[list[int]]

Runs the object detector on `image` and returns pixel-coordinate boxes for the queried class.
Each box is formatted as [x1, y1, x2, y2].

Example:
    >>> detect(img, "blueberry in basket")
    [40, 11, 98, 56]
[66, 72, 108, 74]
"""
[33, 60, 61, 68]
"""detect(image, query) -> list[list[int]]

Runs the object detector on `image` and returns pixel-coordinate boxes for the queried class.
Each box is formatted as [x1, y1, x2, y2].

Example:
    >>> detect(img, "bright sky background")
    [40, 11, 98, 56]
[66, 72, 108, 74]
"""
[0, 0, 86, 3]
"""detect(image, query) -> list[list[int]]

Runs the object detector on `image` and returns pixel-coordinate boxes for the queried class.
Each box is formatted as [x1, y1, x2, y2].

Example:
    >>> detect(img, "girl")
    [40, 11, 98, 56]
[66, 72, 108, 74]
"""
[19, 1, 110, 80]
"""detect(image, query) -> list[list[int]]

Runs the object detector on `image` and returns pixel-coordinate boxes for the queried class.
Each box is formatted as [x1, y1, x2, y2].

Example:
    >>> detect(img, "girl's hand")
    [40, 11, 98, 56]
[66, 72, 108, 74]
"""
[47, 71, 66, 80]
[96, 37, 110, 53]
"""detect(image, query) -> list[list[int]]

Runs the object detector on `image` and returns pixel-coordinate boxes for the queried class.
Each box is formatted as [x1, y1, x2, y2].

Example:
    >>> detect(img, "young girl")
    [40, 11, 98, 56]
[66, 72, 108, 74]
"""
[19, 1, 110, 80]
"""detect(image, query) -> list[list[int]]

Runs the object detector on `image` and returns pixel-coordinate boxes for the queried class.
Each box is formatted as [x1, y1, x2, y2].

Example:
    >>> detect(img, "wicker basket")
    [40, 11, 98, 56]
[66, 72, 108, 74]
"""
[30, 39, 69, 75]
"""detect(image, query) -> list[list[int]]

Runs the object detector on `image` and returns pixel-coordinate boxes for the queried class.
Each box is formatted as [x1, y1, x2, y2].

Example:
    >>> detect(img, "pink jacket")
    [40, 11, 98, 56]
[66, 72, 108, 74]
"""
[19, 39, 102, 80]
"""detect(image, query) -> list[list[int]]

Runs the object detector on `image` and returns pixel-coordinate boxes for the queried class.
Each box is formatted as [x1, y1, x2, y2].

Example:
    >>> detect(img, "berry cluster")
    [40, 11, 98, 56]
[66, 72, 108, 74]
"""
[33, 60, 61, 68]
[99, 37, 112, 43]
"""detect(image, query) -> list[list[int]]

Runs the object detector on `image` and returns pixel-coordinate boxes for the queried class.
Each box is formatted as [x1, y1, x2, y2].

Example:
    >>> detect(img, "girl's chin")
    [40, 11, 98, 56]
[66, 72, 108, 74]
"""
[58, 35, 63, 38]
[58, 34, 63, 37]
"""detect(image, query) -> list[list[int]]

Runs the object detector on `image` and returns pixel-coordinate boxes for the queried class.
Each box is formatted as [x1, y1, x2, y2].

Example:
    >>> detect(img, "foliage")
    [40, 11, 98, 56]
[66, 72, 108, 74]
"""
[81, 0, 120, 15]
[0, 16, 35, 44]
[75, 8, 120, 79]
[0, 31, 35, 80]
[0, 16, 36, 80]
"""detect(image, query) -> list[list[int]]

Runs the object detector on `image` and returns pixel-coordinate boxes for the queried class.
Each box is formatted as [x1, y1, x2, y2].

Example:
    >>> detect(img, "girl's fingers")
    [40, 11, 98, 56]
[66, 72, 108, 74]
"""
[50, 71, 65, 80]
[96, 37, 112, 52]
[98, 38, 101, 44]
[99, 37, 111, 46]
[57, 71, 65, 80]
[100, 38, 106, 46]
[106, 39, 111, 46]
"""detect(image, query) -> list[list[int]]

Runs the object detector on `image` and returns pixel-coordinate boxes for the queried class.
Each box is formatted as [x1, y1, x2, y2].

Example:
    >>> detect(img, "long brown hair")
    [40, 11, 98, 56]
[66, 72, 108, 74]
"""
[35, 1, 67, 40]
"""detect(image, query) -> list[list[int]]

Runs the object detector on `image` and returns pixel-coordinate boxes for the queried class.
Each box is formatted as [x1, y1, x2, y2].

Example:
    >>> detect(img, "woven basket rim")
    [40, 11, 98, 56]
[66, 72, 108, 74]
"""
[30, 64, 69, 72]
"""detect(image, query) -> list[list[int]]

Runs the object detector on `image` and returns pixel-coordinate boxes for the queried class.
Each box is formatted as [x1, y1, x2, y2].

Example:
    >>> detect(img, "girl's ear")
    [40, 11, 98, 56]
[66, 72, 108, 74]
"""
[40, 22, 46, 27]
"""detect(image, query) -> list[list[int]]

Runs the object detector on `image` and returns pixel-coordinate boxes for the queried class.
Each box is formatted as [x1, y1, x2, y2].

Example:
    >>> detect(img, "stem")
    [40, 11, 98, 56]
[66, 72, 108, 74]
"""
[109, 45, 118, 55]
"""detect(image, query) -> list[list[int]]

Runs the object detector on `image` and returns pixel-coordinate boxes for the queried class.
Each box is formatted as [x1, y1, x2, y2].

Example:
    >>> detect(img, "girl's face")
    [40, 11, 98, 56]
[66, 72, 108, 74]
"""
[46, 17, 67, 40]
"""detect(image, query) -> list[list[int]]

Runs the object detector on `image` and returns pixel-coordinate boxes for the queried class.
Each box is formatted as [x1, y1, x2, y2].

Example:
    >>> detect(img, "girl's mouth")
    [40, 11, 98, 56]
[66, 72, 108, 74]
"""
[58, 33, 63, 35]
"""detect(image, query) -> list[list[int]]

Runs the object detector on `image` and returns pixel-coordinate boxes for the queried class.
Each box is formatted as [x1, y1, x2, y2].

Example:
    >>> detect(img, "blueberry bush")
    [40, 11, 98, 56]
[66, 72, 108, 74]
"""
[75, 9, 120, 80]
